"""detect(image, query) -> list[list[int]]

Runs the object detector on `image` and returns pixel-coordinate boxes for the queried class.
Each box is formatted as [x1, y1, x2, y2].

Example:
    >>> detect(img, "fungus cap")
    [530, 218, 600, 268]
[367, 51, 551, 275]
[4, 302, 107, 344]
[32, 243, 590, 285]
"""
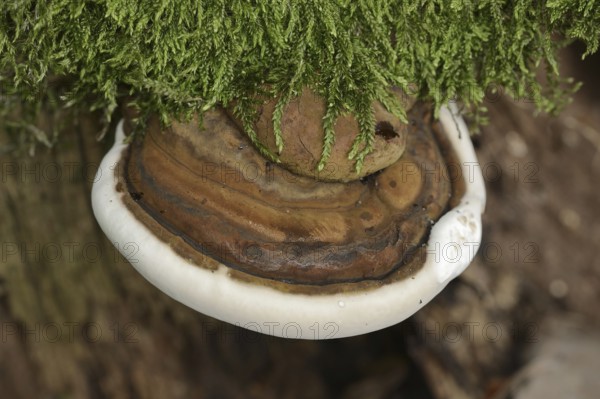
[91, 103, 485, 339]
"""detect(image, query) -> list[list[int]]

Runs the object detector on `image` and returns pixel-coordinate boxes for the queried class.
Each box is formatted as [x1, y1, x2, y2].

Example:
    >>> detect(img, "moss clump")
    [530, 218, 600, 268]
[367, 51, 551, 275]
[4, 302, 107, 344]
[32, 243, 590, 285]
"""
[1, 1, 599, 168]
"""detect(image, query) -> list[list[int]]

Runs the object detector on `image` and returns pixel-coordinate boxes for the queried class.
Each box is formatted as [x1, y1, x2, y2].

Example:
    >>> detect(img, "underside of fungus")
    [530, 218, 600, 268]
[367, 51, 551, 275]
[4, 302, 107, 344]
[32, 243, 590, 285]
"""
[92, 102, 485, 339]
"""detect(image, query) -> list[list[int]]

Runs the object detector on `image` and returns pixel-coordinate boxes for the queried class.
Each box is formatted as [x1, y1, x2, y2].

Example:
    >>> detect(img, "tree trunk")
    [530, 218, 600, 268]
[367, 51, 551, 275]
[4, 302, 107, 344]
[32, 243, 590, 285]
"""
[1, 47, 599, 398]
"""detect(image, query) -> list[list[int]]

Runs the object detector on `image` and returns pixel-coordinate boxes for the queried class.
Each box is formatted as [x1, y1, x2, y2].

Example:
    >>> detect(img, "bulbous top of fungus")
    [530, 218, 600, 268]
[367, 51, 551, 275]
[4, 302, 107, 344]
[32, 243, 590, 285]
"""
[226, 87, 415, 182]
[91, 102, 485, 339]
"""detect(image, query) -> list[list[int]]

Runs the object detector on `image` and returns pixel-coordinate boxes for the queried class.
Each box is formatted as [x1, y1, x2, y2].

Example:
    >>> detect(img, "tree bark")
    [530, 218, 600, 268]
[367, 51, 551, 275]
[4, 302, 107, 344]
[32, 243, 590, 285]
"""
[1, 47, 599, 398]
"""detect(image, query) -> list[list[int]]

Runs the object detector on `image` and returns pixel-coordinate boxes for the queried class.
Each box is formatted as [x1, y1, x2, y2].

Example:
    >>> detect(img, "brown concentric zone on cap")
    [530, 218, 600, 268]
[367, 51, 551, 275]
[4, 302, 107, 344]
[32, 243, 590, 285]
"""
[115, 103, 464, 295]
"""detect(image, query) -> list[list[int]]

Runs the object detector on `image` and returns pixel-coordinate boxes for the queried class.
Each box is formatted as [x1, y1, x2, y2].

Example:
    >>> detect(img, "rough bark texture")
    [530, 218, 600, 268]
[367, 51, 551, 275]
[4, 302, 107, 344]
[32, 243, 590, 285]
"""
[1, 46, 599, 398]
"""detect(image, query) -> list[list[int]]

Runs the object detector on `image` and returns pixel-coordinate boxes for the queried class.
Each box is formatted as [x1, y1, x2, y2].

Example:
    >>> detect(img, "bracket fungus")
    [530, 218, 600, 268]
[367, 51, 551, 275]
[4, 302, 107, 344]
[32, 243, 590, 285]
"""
[92, 101, 485, 339]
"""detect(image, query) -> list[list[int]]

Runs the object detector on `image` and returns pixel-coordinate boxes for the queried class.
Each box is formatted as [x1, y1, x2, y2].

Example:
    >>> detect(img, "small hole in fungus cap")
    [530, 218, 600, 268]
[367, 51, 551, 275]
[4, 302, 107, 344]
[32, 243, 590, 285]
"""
[375, 121, 398, 140]
[130, 191, 144, 201]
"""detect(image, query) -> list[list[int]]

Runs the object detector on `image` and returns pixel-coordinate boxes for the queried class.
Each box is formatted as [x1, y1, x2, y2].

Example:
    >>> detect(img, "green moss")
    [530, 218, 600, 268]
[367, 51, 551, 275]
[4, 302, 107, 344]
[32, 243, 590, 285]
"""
[1, 1, 599, 168]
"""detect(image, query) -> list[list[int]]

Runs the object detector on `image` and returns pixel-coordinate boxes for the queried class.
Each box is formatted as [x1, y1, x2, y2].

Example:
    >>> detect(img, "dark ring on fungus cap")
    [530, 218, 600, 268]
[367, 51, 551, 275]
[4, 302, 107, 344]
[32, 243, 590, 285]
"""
[91, 103, 485, 339]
